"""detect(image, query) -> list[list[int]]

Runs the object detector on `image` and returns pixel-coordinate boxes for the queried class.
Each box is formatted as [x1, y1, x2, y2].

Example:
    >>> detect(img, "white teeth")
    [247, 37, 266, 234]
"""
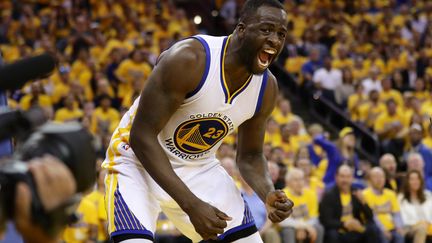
[264, 49, 276, 54]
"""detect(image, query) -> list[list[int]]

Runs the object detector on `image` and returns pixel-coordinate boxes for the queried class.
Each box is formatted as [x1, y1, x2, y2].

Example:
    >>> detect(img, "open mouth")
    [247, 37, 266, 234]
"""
[258, 48, 276, 68]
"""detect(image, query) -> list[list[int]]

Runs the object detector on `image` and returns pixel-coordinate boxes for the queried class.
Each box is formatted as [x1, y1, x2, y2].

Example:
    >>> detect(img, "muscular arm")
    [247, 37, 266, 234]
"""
[236, 73, 278, 202]
[129, 39, 204, 212]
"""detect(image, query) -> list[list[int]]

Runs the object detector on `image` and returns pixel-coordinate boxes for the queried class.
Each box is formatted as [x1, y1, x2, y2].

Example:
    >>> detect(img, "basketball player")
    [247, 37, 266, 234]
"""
[102, 0, 293, 242]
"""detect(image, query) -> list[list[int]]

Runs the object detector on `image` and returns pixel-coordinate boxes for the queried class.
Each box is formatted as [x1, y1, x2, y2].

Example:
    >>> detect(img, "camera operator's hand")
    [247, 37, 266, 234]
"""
[14, 155, 76, 243]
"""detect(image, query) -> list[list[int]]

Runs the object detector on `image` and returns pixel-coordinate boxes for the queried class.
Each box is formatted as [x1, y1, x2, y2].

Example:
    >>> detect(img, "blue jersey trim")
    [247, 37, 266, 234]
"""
[111, 229, 154, 238]
[185, 36, 211, 98]
[219, 36, 230, 103]
[218, 221, 256, 241]
[254, 70, 268, 115]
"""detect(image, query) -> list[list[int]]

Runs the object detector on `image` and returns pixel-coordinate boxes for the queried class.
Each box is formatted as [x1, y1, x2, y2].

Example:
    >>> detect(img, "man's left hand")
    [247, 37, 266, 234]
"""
[265, 190, 293, 223]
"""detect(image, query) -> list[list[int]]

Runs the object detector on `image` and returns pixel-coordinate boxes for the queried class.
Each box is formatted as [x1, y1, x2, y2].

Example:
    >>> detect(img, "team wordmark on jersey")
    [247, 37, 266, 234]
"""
[164, 114, 233, 160]
[174, 117, 228, 154]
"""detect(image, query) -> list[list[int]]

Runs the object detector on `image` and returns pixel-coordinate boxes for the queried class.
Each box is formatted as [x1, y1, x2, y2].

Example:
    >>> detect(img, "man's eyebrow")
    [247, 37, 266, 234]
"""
[257, 20, 288, 32]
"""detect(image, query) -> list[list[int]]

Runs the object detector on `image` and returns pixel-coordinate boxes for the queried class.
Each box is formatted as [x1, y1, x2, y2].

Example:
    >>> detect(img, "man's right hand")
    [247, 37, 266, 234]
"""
[186, 200, 232, 240]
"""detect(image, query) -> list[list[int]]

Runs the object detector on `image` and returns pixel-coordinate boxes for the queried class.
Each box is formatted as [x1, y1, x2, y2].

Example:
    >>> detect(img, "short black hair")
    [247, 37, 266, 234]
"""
[239, 0, 285, 23]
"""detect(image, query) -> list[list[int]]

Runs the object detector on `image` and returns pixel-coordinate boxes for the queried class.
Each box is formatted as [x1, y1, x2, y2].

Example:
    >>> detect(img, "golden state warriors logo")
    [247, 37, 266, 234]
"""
[174, 118, 228, 154]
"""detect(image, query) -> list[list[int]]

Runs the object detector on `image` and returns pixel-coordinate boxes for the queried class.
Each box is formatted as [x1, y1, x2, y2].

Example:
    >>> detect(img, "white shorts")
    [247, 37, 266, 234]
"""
[104, 147, 257, 242]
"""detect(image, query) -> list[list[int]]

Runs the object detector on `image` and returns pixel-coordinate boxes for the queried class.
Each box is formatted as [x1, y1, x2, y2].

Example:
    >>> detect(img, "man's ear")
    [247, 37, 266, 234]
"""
[237, 22, 246, 37]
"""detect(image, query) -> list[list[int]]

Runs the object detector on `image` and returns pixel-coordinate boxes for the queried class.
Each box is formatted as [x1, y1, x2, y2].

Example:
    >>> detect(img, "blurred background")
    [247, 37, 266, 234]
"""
[1, 0, 432, 242]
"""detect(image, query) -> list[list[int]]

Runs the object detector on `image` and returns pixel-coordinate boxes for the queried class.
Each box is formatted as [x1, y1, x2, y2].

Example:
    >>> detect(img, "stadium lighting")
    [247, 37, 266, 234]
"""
[194, 15, 202, 25]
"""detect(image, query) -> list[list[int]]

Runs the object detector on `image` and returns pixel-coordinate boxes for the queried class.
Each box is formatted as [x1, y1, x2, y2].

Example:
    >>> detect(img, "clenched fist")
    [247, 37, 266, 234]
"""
[265, 190, 293, 222]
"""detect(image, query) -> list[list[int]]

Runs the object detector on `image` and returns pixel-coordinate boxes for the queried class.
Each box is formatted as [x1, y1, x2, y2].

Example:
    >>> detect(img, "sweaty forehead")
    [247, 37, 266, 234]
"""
[253, 5, 288, 27]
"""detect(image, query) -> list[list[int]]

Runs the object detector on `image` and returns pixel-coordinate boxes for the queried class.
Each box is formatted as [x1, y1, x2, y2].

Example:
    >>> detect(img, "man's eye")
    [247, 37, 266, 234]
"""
[261, 28, 271, 33]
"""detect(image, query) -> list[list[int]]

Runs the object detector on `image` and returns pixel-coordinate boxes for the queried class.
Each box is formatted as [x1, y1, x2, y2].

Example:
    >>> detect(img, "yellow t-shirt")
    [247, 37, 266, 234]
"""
[279, 140, 297, 163]
[91, 108, 120, 134]
[85, 191, 108, 242]
[347, 93, 368, 121]
[421, 100, 432, 118]
[374, 111, 407, 139]
[308, 176, 325, 195]
[332, 58, 354, 70]
[19, 94, 52, 111]
[51, 82, 70, 104]
[423, 137, 432, 149]
[285, 56, 308, 74]
[358, 102, 386, 127]
[264, 132, 282, 147]
[115, 59, 152, 98]
[283, 188, 318, 221]
[54, 108, 84, 123]
[340, 192, 353, 222]
[379, 90, 403, 107]
[413, 91, 429, 103]
[62, 197, 98, 243]
[363, 188, 400, 231]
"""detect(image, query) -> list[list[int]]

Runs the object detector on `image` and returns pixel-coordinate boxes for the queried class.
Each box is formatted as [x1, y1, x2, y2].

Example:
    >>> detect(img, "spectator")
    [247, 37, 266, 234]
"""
[220, 156, 240, 188]
[280, 168, 324, 243]
[311, 127, 361, 187]
[301, 47, 322, 85]
[54, 94, 83, 123]
[379, 154, 401, 191]
[264, 118, 281, 147]
[362, 67, 382, 95]
[19, 81, 52, 111]
[406, 153, 432, 191]
[114, 49, 152, 99]
[312, 56, 342, 103]
[295, 157, 324, 198]
[267, 161, 280, 188]
[363, 167, 404, 243]
[84, 162, 109, 242]
[62, 196, 98, 242]
[278, 124, 297, 163]
[405, 124, 432, 183]
[357, 89, 386, 128]
[272, 99, 304, 128]
[319, 165, 379, 243]
[91, 94, 120, 136]
[398, 170, 432, 243]
[374, 99, 407, 158]
[379, 77, 404, 107]
[413, 78, 428, 103]
[334, 68, 355, 108]
[347, 83, 367, 122]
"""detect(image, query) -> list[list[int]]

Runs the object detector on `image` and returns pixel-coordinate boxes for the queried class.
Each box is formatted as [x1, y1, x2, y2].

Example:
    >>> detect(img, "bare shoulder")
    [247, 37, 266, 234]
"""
[154, 38, 207, 94]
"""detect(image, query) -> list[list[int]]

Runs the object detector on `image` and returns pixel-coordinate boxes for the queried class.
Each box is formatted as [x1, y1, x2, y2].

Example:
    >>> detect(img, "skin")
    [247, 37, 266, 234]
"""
[379, 153, 397, 178]
[129, 5, 292, 241]
[370, 167, 386, 192]
[13, 156, 76, 243]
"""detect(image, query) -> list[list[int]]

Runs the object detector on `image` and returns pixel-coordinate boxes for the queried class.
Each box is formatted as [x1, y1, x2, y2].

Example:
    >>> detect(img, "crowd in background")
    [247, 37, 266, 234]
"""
[1, 0, 432, 243]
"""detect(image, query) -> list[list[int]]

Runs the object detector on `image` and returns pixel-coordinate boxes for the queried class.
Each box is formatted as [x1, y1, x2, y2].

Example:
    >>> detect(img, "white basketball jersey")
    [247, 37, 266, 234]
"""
[103, 35, 269, 169]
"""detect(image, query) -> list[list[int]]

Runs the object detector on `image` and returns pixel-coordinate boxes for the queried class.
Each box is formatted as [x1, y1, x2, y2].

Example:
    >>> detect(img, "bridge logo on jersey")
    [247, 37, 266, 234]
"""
[173, 118, 228, 154]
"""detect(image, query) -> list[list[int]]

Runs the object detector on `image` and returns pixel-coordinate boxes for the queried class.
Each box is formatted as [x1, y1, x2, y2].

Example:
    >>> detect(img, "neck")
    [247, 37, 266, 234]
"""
[224, 35, 253, 87]
[410, 191, 418, 199]
[340, 188, 350, 194]
[372, 187, 383, 194]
